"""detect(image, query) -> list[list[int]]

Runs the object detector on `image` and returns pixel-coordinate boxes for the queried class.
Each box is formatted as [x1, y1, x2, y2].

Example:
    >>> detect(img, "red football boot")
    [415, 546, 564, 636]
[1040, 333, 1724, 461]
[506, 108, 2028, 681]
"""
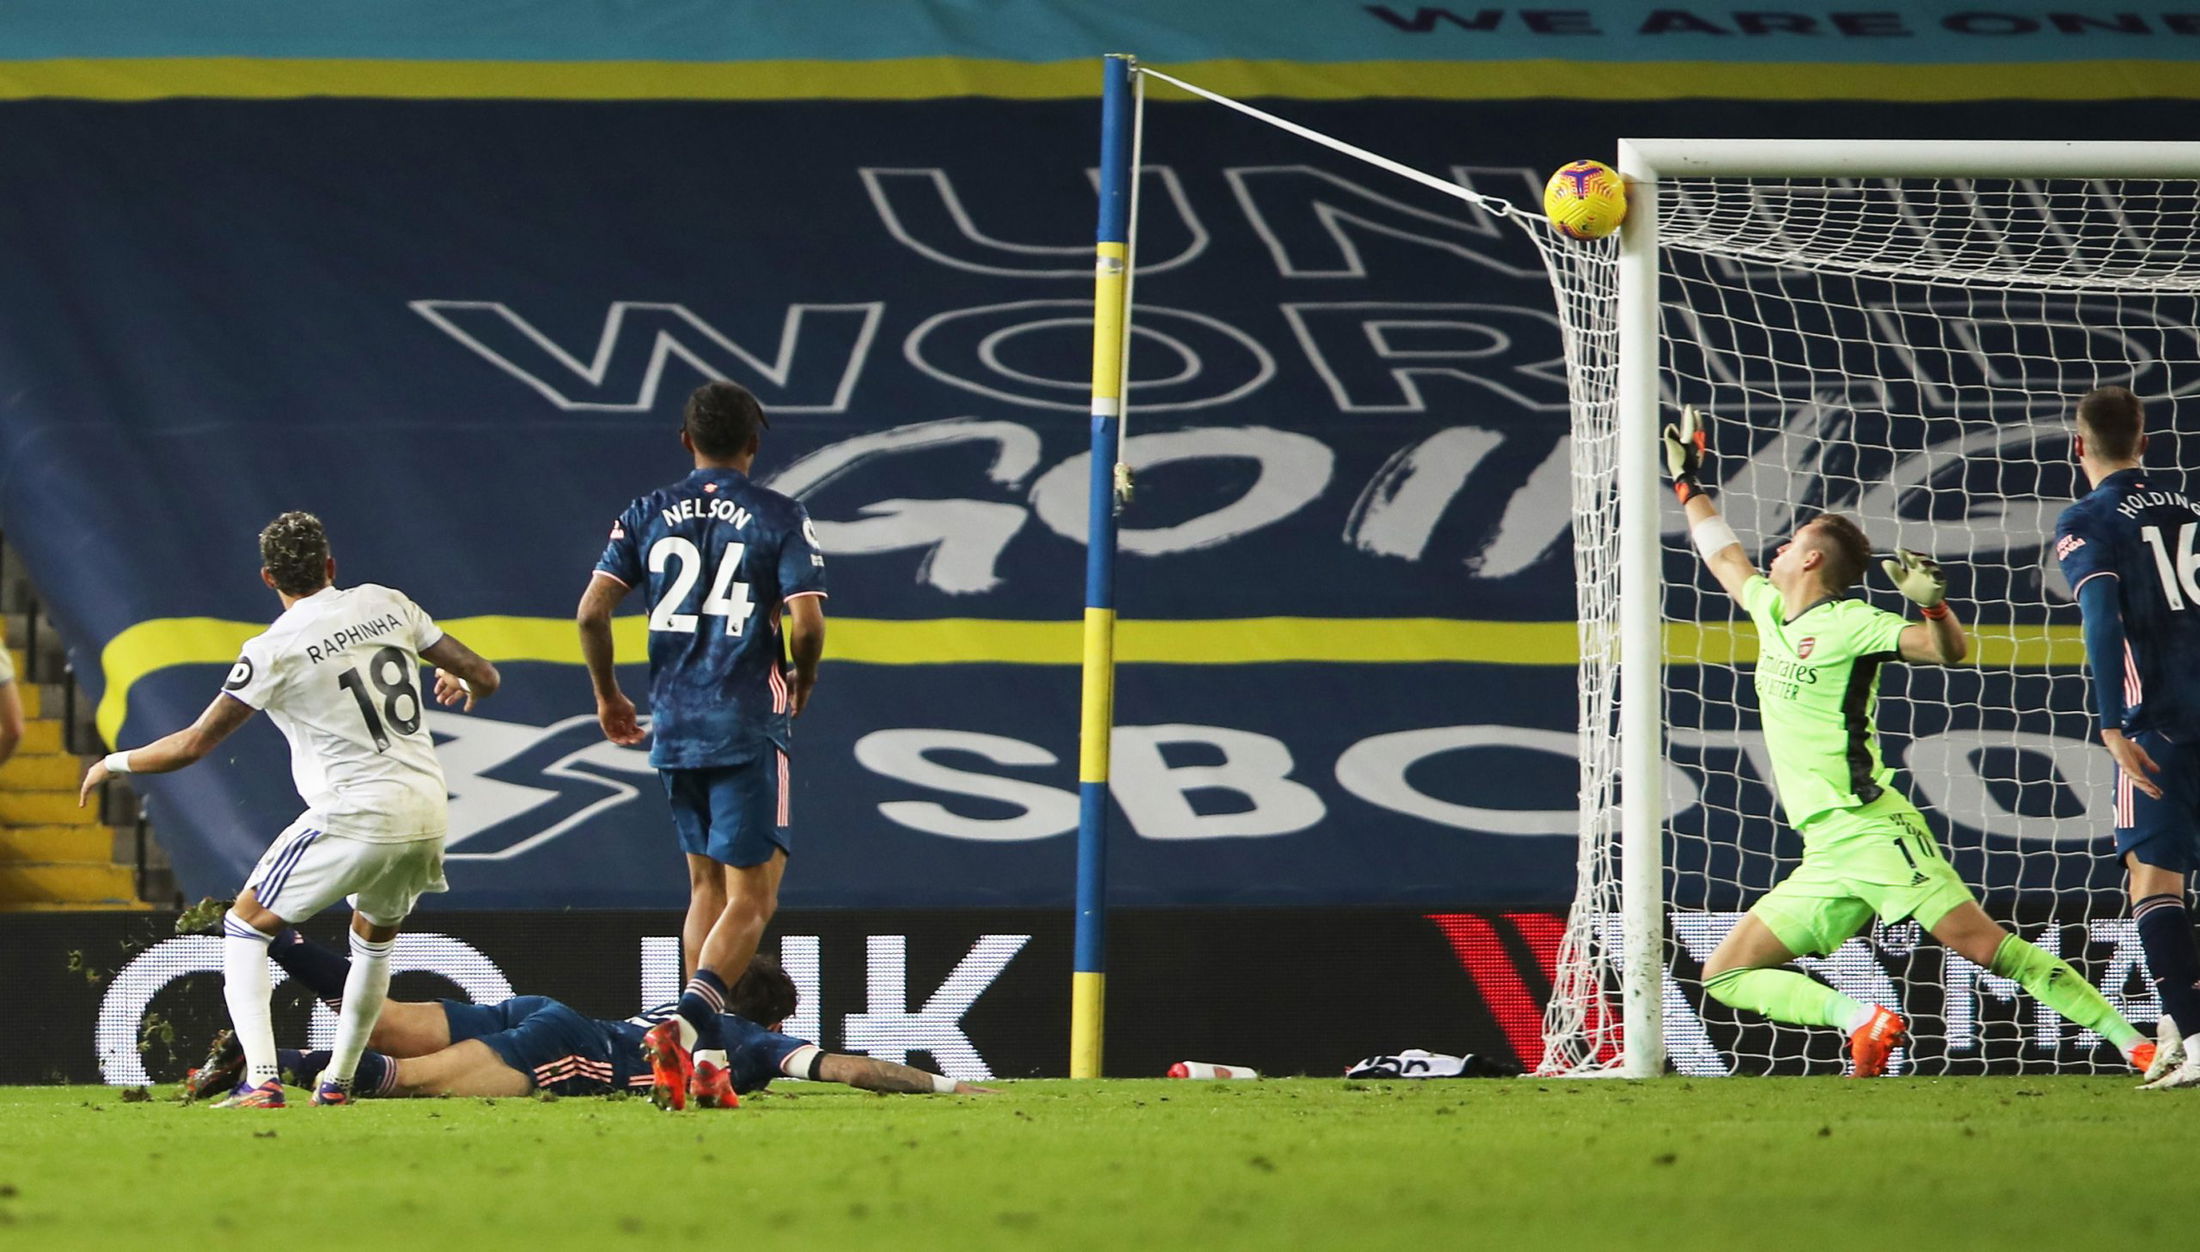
[1847, 1006, 1906, 1079]
[692, 1058, 740, 1109]
[642, 1018, 694, 1112]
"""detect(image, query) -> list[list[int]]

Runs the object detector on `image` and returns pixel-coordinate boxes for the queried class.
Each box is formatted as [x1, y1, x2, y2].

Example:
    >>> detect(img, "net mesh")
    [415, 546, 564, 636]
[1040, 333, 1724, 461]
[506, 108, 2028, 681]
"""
[1535, 170, 2200, 1076]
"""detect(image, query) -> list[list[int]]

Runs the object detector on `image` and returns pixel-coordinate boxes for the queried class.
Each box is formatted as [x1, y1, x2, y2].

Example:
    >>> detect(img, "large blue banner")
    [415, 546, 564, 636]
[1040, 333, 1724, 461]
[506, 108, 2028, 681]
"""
[0, 94, 2187, 907]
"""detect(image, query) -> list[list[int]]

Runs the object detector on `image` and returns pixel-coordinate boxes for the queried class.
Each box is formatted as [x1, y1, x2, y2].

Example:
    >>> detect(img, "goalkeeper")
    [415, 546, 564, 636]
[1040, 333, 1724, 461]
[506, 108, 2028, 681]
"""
[1667, 405, 2153, 1076]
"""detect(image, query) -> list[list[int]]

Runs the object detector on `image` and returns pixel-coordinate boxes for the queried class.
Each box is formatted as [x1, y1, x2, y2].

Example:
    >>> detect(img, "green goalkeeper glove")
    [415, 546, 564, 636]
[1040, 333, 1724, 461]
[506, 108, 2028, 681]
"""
[1662, 404, 1708, 503]
[1881, 548, 1947, 612]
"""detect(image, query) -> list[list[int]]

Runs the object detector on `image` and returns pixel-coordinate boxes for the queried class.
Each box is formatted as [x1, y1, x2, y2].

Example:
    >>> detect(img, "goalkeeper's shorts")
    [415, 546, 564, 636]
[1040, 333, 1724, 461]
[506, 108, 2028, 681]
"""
[1751, 793, 1974, 958]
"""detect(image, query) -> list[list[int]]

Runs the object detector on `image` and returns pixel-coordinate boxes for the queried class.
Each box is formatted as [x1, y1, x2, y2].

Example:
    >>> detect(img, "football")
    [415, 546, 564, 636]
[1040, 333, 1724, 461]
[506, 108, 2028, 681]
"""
[1543, 159, 1628, 240]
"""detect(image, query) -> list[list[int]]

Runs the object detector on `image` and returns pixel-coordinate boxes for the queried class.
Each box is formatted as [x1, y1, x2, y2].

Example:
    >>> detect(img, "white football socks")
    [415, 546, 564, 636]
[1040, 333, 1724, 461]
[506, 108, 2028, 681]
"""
[324, 930, 396, 1088]
[221, 911, 281, 1086]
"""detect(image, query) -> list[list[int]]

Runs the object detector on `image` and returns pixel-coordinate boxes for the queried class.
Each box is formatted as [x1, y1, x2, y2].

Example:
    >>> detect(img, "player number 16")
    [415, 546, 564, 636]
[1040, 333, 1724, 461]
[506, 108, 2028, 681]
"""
[646, 536, 756, 636]
[2139, 521, 2200, 612]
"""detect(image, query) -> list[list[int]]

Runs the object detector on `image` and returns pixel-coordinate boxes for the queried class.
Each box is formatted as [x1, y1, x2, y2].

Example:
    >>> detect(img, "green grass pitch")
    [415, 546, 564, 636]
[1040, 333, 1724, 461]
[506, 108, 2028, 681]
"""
[2, 1077, 2189, 1249]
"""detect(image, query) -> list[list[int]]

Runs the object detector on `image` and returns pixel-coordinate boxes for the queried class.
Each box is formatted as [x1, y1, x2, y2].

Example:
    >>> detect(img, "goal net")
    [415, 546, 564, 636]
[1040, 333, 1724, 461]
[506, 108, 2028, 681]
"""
[1535, 142, 2200, 1076]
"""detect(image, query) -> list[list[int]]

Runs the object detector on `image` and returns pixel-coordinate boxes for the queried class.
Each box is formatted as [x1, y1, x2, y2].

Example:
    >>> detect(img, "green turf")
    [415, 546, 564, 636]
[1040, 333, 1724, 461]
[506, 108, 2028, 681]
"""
[1, 1077, 2189, 1249]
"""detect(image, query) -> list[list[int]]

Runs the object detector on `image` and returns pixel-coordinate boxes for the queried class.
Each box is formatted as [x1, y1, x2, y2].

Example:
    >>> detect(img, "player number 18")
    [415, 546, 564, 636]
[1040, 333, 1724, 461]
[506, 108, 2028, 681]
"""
[2139, 522, 2200, 612]
[647, 536, 756, 636]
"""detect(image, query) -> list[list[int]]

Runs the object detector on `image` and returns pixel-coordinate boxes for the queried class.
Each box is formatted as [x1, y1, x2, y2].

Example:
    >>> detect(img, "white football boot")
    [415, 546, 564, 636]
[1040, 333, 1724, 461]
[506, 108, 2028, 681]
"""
[2142, 1032, 2200, 1091]
[2144, 1018, 2185, 1085]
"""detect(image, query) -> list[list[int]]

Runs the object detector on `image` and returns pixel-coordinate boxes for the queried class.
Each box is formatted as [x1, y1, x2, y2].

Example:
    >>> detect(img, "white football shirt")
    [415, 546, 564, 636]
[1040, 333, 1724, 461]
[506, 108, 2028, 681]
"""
[223, 584, 449, 842]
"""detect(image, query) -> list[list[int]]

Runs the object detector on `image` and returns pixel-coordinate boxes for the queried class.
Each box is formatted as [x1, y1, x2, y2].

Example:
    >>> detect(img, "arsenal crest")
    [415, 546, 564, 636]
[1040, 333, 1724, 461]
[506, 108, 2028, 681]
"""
[1796, 637, 1816, 659]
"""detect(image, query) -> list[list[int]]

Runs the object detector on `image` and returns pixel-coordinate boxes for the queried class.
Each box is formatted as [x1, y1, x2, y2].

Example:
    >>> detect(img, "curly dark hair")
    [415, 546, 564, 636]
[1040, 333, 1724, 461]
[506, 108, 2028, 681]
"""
[726, 952, 799, 1026]
[259, 511, 331, 596]
[684, 380, 768, 460]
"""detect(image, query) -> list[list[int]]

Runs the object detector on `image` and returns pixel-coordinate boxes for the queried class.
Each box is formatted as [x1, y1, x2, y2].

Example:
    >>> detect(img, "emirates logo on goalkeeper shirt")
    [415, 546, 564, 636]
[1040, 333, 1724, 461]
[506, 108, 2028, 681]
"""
[1796, 637, 1816, 659]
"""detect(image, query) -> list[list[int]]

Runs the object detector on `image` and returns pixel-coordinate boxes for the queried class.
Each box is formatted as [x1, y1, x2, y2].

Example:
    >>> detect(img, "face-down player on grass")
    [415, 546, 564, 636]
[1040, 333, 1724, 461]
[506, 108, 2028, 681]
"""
[185, 927, 994, 1104]
[1668, 405, 2153, 1076]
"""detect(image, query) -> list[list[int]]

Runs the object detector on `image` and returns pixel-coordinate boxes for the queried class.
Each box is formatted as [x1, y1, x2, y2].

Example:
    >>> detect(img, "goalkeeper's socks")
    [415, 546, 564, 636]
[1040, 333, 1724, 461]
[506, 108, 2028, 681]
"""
[1703, 966, 1860, 1029]
[2135, 894, 2200, 1037]
[1989, 933, 2142, 1052]
[676, 971, 728, 1051]
[267, 927, 350, 1008]
[222, 911, 282, 1085]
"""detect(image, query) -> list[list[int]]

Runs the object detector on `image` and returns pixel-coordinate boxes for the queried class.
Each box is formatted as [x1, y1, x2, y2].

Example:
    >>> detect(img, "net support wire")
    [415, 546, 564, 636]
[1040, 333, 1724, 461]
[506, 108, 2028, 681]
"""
[1133, 65, 1519, 222]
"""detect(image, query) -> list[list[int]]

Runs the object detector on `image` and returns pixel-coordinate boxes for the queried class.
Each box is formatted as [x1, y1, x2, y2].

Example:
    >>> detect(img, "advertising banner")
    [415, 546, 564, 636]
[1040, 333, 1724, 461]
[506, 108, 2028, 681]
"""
[0, 93, 2192, 908]
[0, 905, 2157, 1084]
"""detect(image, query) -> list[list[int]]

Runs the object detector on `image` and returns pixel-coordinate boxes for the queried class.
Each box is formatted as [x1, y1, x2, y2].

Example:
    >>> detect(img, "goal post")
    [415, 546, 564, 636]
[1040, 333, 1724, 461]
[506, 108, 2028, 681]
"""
[1076, 58, 2200, 1078]
[1544, 138, 2200, 1077]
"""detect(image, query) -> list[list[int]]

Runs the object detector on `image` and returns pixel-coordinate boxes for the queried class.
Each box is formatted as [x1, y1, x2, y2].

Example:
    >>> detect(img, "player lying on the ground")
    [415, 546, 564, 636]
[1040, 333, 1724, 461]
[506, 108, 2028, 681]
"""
[2056, 385, 2200, 1090]
[81, 512, 501, 1109]
[182, 928, 992, 1104]
[1667, 405, 2153, 1076]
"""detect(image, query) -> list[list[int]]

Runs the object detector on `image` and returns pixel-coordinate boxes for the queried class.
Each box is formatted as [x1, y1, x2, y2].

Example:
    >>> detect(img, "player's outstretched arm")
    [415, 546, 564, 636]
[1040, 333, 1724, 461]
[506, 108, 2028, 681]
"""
[76, 692, 257, 806]
[576, 573, 643, 746]
[785, 593, 825, 716]
[1667, 405, 1757, 600]
[816, 1053, 997, 1095]
[1886, 549, 1969, 665]
[422, 634, 500, 712]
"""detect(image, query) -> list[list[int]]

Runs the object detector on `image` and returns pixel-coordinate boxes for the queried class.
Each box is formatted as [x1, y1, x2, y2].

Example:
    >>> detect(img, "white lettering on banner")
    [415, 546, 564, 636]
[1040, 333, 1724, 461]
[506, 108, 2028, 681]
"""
[1110, 725, 1325, 840]
[2079, 919, 2157, 1051]
[778, 936, 823, 1051]
[1224, 165, 1540, 280]
[861, 166, 1208, 277]
[842, 934, 1029, 1081]
[1901, 729, 2107, 845]
[853, 729, 1079, 842]
[1281, 303, 1571, 413]
[903, 300, 1275, 412]
[94, 935, 512, 1087]
[1337, 725, 1695, 836]
[765, 419, 1040, 596]
[1944, 951, 2028, 1053]
[430, 711, 656, 862]
[640, 935, 682, 1009]
[1666, 727, 1777, 802]
[1030, 427, 1334, 553]
[408, 301, 882, 412]
[91, 932, 1025, 1088]
[1345, 427, 1504, 561]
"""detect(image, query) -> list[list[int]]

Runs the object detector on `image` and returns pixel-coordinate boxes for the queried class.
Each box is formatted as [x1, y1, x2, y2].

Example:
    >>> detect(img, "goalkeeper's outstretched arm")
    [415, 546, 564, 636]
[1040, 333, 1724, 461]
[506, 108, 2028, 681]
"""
[1664, 405, 1757, 600]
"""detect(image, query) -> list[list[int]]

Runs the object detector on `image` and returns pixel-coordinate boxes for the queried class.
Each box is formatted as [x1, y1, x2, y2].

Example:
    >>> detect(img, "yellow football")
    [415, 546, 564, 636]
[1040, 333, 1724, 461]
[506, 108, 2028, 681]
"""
[1544, 160, 1628, 241]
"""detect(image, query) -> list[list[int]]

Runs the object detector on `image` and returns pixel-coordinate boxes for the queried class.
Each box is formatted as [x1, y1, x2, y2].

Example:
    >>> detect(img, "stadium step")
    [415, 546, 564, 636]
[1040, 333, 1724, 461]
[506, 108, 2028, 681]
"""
[0, 860, 139, 906]
[0, 550, 167, 911]
[0, 824, 112, 861]
[14, 720, 62, 754]
[0, 790, 99, 826]
[0, 751, 87, 790]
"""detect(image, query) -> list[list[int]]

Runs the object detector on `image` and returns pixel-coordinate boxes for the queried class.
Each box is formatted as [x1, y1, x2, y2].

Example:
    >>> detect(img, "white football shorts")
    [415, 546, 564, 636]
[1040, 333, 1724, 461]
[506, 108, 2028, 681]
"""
[244, 816, 449, 926]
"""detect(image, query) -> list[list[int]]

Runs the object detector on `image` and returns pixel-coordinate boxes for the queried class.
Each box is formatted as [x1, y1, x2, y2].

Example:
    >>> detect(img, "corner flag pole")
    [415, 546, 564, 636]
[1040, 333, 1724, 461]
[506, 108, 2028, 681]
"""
[1072, 52, 1135, 1080]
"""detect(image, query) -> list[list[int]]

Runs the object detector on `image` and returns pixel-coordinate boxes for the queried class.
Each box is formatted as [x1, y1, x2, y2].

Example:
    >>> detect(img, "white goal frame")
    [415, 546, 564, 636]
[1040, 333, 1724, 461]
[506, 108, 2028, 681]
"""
[1609, 138, 2200, 1077]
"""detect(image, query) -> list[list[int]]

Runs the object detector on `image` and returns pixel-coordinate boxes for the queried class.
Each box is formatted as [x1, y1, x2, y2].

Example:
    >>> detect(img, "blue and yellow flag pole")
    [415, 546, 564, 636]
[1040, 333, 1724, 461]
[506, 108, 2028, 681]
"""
[1072, 52, 1136, 1079]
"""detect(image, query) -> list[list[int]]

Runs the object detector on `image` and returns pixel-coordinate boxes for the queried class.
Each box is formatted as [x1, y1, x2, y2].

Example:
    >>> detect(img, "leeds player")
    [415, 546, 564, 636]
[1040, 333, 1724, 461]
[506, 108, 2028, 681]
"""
[1668, 407, 2153, 1075]
[2055, 386, 2200, 1089]
[577, 380, 827, 1109]
[78, 513, 501, 1107]
[184, 935, 990, 1102]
